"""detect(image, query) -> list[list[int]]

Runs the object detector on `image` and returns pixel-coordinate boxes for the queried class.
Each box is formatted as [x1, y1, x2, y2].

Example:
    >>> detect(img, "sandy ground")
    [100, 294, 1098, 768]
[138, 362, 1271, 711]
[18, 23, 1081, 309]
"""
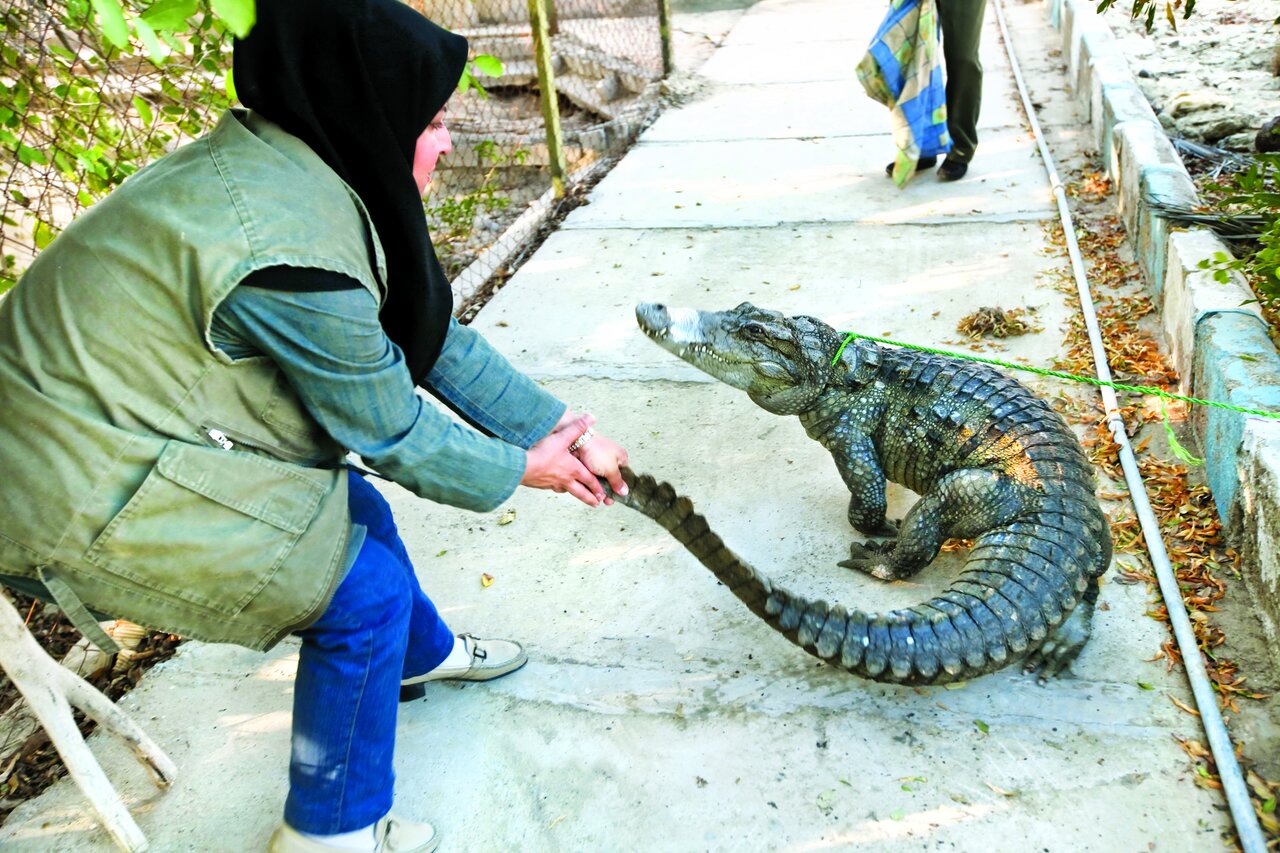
[1103, 0, 1280, 149]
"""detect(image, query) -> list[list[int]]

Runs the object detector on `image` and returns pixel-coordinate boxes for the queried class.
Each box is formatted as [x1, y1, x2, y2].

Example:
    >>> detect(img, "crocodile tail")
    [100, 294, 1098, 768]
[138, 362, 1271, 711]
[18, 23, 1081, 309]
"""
[611, 469, 1103, 685]
[612, 468, 777, 622]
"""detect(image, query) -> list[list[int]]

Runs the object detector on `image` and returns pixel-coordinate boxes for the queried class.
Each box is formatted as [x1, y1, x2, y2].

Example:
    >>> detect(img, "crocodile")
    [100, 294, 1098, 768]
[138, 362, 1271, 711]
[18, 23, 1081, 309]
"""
[618, 301, 1111, 685]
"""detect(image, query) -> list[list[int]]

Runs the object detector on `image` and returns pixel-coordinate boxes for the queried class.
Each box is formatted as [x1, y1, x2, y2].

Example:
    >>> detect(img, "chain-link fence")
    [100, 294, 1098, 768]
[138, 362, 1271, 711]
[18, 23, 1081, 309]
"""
[412, 0, 669, 306]
[0, 0, 667, 823]
[0, 0, 670, 308]
[0, 1, 234, 294]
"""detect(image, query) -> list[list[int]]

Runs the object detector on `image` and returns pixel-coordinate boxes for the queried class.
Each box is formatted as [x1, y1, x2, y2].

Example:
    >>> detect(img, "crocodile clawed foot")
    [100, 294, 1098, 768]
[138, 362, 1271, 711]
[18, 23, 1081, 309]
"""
[1024, 603, 1094, 683]
[839, 540, 901, 580]
[858, 518, 899, 539]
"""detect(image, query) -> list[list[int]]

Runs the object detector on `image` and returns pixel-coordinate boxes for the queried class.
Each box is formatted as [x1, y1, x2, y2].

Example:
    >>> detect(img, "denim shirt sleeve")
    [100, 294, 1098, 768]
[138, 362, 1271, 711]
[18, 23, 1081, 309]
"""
[421, 317, 566, 449]
[210, 284, 526, 512]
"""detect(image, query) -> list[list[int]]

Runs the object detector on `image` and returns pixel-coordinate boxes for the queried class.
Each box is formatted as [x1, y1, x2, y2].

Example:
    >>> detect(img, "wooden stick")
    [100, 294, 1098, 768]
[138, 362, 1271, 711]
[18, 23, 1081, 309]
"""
[0, 593, 176, 852]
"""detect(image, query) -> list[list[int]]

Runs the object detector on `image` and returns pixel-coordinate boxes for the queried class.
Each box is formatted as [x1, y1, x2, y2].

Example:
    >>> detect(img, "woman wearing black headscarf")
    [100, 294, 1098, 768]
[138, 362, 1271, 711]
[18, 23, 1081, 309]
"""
[0, 0, 628, 850]
[228, 1, 635, 849]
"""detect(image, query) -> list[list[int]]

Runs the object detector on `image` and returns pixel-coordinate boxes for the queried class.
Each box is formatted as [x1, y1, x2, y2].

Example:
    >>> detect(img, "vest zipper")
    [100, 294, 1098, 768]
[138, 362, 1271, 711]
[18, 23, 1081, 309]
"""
[199, 423, 331, 467]
[204, 427, 236, 451]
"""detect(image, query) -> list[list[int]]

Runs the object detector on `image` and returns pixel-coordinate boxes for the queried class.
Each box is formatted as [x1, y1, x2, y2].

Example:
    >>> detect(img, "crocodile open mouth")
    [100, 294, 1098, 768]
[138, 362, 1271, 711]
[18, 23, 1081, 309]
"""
[669, 340, 750, 367]
[636, 303, 751, 366]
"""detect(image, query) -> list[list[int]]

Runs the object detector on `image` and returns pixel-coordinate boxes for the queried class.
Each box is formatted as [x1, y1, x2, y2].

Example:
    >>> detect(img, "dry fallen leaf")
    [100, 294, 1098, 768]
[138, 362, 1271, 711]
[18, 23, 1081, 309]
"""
[497, 509, 517, 526]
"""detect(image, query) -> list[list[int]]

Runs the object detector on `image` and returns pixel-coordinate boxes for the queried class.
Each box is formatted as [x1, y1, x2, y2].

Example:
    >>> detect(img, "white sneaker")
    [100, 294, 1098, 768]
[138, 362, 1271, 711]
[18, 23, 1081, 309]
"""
[268, 814, 440, 853]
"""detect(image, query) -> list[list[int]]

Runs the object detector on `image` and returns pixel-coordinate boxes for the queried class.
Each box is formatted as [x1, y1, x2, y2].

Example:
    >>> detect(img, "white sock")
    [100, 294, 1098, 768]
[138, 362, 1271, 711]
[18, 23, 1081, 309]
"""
[436, 635, 469, 670]
[299, 823, 377, 852]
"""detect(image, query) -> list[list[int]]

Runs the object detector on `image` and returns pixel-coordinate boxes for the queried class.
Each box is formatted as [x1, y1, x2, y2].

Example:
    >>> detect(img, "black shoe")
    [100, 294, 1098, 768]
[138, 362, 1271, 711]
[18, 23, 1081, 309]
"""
[937, 158, 969, 181]
[885, 155, 937, 177]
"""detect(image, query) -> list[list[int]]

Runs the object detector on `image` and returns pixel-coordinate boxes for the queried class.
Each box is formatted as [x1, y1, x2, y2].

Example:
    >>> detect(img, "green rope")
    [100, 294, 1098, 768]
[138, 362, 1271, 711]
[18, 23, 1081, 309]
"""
[832, 331, 1280, 466]
[1160, 397, 1205, 466]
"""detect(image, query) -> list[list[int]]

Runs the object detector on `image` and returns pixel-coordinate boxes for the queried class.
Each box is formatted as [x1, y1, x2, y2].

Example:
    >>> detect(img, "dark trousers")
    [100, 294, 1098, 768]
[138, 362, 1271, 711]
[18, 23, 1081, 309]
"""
[938, 0, 988, 163]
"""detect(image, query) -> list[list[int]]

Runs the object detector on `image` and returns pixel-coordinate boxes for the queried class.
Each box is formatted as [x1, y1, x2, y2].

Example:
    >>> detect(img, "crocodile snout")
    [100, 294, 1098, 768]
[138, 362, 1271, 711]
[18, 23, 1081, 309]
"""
[635, 303, 711, 348]
[635, 303, 671, 337]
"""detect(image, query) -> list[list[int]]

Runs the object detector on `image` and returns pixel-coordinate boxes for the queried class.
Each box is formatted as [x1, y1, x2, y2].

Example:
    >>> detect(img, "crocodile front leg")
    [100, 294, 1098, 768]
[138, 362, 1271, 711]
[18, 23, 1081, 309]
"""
[842, 468, 1028, 581]
[831, 435, 897, 538]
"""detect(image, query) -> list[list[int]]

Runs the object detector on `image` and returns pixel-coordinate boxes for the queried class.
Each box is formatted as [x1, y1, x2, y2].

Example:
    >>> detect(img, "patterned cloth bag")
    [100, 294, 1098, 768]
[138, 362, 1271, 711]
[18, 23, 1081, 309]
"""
[857, 0, 951, 187]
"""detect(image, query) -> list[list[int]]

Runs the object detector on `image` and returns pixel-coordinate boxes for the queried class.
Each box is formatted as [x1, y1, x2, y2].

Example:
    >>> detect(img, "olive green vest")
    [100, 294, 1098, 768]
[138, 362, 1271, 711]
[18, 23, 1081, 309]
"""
[0, 110, 386, 650]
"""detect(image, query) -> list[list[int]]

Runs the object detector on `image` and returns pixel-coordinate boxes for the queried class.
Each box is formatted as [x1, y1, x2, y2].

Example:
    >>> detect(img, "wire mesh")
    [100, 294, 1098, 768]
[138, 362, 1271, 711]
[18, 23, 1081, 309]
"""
[1, 0, 667, 305]
[410, 0, 666, 303]
[0, 0, 233, 295]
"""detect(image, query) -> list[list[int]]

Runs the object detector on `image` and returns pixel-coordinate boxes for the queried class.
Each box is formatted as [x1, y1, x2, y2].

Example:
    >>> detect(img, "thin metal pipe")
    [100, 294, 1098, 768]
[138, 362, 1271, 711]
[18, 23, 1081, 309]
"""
[989, 1, 1267, 848]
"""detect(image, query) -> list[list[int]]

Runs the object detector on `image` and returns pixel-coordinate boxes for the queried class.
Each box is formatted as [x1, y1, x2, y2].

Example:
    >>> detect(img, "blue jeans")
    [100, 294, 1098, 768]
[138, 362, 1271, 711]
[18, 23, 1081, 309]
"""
[284, 472, 456, 834]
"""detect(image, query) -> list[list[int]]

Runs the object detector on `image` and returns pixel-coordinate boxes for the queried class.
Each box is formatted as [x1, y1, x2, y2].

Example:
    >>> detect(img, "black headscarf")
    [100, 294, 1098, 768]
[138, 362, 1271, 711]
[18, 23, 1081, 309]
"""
[233, 0, 468, 379]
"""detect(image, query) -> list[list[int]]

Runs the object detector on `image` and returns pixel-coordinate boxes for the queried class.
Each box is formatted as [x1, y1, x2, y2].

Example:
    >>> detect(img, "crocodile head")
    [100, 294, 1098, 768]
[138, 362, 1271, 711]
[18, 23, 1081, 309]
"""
[636, 302, 842, 415]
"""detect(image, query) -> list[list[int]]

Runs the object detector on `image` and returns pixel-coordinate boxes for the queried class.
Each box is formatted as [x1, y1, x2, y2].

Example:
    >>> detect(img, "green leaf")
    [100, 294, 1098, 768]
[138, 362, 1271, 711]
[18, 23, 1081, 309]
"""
[1137, 681, 1155, 690]
[90, 0, 130, 49]
[889, 809, 905, 821]
[211, 0, 256, 38]
[132, 16, 164, 60]
[132, 94, 154, 126]
[141, 0, 198, 31]
[472, 54, 504, 77]
[224, 68, 237, 102]
[1263, 797, 1276, 814]
[974, 719, 989, 734]
[456, 68, 489, 100]
[16, 144, 47, 167]
[48, 43, 77, 63]
[158, 29, 185, 52]
[33, 220, 57, 250]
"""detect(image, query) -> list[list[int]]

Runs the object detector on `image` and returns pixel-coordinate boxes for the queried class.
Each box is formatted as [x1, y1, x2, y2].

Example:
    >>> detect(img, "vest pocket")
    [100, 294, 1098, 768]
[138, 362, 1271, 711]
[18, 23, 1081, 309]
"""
[85, 440, 328, 618]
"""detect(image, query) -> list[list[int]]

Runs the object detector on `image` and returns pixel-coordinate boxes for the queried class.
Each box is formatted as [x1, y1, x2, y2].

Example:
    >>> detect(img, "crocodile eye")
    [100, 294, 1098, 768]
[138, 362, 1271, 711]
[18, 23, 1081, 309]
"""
[742, 322, 766, 338]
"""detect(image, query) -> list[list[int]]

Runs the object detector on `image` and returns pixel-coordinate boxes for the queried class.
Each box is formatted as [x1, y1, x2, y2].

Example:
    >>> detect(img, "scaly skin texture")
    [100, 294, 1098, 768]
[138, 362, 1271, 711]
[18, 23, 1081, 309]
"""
[627, 302, 1112, 685]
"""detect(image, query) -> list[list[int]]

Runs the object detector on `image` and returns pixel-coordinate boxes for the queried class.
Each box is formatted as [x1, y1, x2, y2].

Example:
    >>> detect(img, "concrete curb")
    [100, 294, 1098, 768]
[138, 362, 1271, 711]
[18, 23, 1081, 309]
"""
[1046, 0, 1280, 645]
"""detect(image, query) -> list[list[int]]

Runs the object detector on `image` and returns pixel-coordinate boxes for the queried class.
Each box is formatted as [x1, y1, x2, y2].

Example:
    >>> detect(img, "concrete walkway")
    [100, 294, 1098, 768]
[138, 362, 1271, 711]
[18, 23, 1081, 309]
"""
[1, 0, 1229, 850]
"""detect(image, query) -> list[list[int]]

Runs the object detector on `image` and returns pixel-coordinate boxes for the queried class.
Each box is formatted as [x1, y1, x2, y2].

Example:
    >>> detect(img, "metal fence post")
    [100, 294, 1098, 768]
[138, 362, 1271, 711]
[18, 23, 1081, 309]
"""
[528, 0, 567, 198]
[657, 0, 673, 76]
